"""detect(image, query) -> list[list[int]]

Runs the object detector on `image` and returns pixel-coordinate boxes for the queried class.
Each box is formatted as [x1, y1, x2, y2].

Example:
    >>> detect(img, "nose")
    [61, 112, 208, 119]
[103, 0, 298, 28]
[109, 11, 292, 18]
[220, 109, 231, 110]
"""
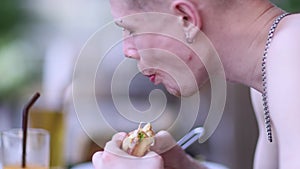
[123, 35, 140, 60]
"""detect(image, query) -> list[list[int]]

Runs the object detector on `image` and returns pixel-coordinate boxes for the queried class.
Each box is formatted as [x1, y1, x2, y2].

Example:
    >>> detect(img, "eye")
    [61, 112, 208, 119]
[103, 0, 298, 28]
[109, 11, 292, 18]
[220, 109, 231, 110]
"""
[122, 27, 133, 36]
[115, 19, 134, 36]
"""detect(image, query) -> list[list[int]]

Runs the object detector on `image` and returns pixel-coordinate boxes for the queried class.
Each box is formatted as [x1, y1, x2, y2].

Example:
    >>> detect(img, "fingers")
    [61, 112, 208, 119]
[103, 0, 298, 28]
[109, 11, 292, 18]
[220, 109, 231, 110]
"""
[143, 150, 162, 158]
[92, 150, 164, 169]
[150, 130, 178, 154]
[111, 132, 127, 147]
[103, 131, 177, 159]
[104, 132, 132, 157]
[92, 151, 104, 168]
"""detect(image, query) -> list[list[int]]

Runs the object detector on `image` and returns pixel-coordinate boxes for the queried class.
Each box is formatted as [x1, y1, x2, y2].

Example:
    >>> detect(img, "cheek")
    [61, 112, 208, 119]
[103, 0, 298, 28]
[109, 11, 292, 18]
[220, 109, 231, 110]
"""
[134, 34, 186, 51]
[191, 63, 209, 89]
[134, 34, 159, 49]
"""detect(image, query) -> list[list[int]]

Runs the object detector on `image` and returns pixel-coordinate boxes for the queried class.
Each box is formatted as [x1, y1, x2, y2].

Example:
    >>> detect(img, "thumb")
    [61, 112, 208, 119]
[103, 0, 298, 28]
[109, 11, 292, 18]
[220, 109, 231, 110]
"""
[150, 130, 178, 155]
[104, 132, 134, 158]
[111, 132, 127, 147]
[92, 151, 104, 168]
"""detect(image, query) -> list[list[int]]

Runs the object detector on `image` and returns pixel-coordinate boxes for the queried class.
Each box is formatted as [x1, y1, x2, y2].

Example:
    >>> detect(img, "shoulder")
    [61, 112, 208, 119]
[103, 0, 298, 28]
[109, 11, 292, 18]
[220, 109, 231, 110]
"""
[270, 13, 300, 53]
[265, 13, 300, 168]
[267, 13, 300, 74]
[266, 12, 300, 118]
[279, 13, 300, 33]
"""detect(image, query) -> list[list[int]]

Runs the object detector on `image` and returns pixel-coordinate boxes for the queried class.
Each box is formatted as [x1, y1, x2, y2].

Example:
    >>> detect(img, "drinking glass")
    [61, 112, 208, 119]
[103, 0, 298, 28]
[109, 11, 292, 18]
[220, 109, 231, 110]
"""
[1, 128, 50, 169]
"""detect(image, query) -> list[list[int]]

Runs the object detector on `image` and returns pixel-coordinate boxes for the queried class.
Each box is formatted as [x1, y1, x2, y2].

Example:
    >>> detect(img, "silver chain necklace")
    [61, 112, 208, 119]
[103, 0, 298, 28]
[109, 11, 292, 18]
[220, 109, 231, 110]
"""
[262, 13, 290, 142]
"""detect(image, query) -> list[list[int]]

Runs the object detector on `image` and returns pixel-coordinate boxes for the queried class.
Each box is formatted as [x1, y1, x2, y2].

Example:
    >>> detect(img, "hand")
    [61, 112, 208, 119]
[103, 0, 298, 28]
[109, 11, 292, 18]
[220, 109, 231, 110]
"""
[92, 132, 164, 169]
[151, 131, 208, 169]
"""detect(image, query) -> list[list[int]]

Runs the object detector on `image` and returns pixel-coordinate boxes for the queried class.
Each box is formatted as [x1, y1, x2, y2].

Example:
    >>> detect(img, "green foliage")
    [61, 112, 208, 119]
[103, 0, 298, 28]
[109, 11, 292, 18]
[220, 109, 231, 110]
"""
[0, 0, 28, 43]
[0, 0, 41, 102]
[0, 41, 41, 102]
[273, 0, 300, 12]
[284, 0, 300, 12]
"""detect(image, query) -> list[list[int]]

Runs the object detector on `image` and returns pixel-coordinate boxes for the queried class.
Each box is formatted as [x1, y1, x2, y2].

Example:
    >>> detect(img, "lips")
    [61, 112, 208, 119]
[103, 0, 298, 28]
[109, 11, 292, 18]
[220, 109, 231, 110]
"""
[141, 69, 158, 84]
[148, 74, 156, 83]
[144, 73, 157, 84]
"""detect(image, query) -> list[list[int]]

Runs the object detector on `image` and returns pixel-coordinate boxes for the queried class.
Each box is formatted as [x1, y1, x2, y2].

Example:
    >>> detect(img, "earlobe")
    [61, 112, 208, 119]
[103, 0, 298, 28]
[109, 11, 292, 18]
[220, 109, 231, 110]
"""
[172, 0, 201, 44]
[170, 0, 201, 29]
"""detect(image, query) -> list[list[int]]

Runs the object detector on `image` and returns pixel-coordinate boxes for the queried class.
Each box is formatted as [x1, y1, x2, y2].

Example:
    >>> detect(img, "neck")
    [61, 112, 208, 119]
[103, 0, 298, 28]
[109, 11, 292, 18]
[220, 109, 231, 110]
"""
[201, 1, 284, 92]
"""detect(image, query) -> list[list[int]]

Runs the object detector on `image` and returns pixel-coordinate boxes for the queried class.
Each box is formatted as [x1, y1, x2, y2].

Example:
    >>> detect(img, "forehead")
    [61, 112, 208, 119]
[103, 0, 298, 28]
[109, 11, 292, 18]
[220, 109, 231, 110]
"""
[109, 0, 142, 18]
[109, 0, 170, 19]
[109, 0, 176, 33]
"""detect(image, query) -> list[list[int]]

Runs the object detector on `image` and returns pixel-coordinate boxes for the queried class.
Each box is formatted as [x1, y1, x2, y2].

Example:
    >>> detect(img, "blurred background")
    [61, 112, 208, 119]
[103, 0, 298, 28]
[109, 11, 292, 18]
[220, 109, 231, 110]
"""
[0, 0, 299, 169]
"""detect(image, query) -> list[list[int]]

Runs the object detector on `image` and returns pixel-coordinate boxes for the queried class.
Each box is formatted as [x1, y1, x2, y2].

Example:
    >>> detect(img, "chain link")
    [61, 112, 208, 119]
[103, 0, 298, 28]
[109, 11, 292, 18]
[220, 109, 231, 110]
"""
[262, 13, 290, 142]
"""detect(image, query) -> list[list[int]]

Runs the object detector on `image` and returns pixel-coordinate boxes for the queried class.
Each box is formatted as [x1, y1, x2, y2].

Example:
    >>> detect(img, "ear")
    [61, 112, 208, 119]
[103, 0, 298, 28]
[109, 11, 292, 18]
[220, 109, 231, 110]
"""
[170, 0, 202, 29]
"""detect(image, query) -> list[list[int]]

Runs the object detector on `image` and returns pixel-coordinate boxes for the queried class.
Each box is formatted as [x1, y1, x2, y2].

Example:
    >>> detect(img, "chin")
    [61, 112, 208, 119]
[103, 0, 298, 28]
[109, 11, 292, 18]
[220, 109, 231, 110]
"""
[166, 86, 181, 97]
[181, 89, 199, 97]
[166, 86, 198, 98]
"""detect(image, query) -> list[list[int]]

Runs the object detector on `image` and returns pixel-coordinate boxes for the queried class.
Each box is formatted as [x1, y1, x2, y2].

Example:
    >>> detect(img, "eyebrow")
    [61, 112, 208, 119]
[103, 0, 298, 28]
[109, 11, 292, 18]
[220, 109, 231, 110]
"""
[114, 19, 124, 28]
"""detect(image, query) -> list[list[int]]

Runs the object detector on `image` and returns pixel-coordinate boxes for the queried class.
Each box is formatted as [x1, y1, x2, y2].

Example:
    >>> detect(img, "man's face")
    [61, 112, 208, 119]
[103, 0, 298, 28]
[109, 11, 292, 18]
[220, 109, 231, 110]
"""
[109, 0, 208, 97]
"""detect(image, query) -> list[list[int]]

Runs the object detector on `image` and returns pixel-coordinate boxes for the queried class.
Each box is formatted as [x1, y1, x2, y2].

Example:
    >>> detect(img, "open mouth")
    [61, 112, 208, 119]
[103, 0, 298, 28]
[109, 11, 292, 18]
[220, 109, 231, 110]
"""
[140, 69, 159, 84]
[141, 69, 155, 83]
[147, 74, 156, 83]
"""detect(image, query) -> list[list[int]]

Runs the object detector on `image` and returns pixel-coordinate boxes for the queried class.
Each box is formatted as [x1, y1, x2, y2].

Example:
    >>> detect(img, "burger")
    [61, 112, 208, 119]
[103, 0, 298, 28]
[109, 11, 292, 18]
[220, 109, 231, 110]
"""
[121, 123, 155, 157]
